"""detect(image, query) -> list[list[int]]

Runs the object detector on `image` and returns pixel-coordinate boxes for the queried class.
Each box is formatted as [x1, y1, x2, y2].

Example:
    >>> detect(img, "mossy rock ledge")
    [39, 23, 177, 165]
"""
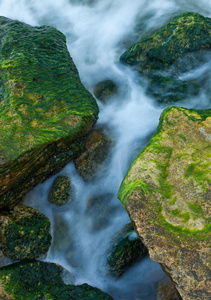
[0, 260, 113, 299]
[118, 106, 211, 300]
[0, 16, 99, 210]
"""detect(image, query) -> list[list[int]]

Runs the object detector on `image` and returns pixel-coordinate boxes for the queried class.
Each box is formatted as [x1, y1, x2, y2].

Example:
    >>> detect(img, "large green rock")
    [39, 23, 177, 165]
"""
[0, 260, 113, 299]
[118, 107, 211, 300]
[120, 12, 211, 75]
[0, 16, 98, 209]
[0, 205, 51, 260]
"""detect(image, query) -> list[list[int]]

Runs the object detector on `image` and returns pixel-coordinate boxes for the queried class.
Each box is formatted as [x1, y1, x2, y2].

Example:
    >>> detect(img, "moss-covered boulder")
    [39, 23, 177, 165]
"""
[74, 129, 111, 181]
[144, 75, 201, 105]
[0, 16, 99, 210]
[48, 175, 73, 206]
[118, 106, 211, 299]
[0, 260, 113, 299]
[120, 12, 211, 75]
[107, 223, 147, 278]
[93, 80, 118, 103]
[0, 205, 51, 260]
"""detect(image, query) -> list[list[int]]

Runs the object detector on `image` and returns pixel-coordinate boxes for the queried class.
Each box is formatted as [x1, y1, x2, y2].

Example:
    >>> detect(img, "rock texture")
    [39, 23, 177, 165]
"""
[0, 260, 113, 299]
[0, 205, 51, 260]
[118, 106, 211, 299]
[0, 16, 98, 210]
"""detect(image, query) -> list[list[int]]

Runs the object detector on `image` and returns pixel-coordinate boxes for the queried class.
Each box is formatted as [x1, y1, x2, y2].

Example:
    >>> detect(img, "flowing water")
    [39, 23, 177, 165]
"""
[1, 0, 211, 299]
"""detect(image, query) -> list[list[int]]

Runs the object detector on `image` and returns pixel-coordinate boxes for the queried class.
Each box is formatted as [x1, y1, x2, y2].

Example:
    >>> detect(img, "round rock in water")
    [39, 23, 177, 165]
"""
[48, 175, 72, 206]
[118, 106, 211, 300]
[0, 205, 51, 260]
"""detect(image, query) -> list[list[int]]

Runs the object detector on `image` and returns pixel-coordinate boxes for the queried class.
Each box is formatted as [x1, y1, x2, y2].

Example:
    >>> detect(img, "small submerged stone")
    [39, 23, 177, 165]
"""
[107, 223, 147, 278]
[144, 75, 201, 105]
[86, 193, 117, 231]
[74, 129, 111, 181]
[48, 175, 73, 206]
[0, 205, 51, 260]
[93, 79, 118, 103]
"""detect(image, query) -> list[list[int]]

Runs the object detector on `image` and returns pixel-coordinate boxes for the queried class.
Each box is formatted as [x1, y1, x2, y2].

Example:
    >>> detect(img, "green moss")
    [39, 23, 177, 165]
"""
[118, 180, 151, 207]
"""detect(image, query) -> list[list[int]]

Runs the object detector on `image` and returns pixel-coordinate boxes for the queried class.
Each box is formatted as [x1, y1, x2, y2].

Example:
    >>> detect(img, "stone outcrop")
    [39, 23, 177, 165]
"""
[118, 106, 211, 299]
[0, 260, 113, 299]
[0, 16, 98, 210]
[0, 205, 51, 260]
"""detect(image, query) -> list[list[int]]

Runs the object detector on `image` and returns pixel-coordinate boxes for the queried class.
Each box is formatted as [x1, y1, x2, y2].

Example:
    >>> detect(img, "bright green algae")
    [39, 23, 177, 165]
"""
[120, 12, 211, 74]
[0, 261, 113, 300]
[118, 107, 211, 242]
[0, 16, 99, 164]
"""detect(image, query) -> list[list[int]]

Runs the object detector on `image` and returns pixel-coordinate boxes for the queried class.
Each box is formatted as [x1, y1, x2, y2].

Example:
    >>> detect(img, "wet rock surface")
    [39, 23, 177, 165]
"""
[0, 205, 51, 260]
[0, 16, 98, 210]
[74, 129, 111, 181]
[0, 260, 113, 299]
[107, 223, 148, 278]
[118, 106, 211, 299]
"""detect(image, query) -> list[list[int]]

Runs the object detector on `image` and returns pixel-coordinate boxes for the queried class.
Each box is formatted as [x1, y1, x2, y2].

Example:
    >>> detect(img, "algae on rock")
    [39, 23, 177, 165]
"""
[118, 106, 211, 300]
[0, 16, 99, 209]
[0, 205, 51, 260]
[120, 12, 211, 75]
[0, 260, 113, 299]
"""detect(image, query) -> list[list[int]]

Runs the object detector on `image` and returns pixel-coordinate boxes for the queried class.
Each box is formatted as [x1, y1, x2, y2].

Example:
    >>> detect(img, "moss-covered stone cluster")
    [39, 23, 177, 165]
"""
[0, 205, 51, 260]
[0, 16, 99, 209]
[0, 261, 113, 299]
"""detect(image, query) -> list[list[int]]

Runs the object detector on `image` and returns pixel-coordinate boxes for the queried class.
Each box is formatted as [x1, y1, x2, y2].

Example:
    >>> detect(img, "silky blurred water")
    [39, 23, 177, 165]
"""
[1, 0, 210, 298]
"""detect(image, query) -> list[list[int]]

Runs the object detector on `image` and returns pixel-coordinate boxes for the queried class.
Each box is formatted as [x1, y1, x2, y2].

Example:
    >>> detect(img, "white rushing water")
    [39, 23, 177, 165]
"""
[1, 0, 210, 299]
